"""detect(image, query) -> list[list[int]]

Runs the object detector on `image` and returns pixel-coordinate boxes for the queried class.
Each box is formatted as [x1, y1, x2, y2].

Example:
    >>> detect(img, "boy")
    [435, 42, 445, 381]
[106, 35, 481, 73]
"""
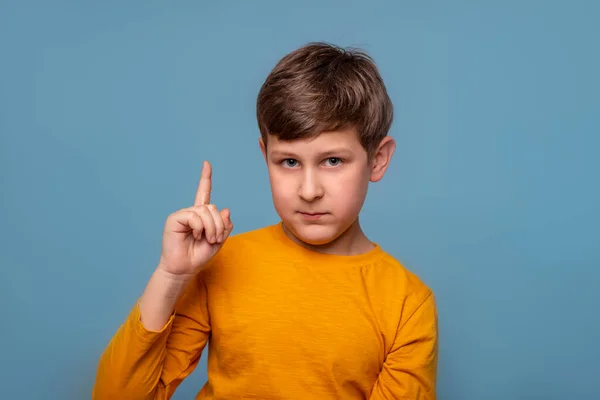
[93, 42, 438, 399]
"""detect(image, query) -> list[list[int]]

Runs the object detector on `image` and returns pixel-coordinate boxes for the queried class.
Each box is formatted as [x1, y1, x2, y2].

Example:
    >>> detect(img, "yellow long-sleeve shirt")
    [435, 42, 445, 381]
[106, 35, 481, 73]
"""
[93, 222, 438, 399]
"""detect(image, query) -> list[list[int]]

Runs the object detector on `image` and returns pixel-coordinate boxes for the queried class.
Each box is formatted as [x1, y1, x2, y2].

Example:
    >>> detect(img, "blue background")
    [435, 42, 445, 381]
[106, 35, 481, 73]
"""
[1, 1, 598, 399]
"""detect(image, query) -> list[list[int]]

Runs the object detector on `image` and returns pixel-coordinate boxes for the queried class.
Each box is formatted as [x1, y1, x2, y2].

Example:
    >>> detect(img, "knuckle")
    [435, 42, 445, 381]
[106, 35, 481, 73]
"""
[169, 209, 185, 220]
[197, 205, 209, 215]
[192, 212, 203, 223]
[173, 208, 187, 216]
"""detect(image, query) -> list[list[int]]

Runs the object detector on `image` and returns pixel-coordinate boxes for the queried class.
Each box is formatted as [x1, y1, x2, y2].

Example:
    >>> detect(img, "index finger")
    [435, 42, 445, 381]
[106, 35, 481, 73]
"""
[194, 160, 212, 206]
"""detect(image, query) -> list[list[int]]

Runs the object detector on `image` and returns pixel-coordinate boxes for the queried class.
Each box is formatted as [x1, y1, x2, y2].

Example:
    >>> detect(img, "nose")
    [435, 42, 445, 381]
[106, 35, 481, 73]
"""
[298, 168, 324, 202]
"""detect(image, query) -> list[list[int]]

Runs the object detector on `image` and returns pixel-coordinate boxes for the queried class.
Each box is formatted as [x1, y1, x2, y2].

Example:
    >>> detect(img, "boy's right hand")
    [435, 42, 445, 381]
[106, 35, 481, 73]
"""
[157, 161, 233, 277]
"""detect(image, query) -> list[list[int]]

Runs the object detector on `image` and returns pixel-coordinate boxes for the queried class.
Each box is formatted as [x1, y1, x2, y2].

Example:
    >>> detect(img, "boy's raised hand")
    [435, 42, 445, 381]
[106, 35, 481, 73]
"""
[158, 161, 233, 276]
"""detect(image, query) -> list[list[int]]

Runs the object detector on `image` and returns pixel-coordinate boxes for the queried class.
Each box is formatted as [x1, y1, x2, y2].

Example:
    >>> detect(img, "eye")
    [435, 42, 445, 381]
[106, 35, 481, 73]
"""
[282, 158, 299, 168]
[325, 157, 342, 167]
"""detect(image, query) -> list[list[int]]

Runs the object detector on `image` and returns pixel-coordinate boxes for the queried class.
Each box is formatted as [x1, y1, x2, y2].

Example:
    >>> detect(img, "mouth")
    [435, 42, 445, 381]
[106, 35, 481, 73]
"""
[297, 211, 328, 221]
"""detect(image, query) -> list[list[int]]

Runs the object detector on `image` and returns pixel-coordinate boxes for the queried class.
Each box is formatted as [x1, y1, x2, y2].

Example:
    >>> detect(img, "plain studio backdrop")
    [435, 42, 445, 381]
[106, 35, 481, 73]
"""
[1, 1, 598, 399]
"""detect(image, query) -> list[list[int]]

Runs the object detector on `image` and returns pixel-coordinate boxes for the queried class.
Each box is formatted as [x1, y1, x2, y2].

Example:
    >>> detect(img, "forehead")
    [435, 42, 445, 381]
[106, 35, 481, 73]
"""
[267, 126, 363, 155]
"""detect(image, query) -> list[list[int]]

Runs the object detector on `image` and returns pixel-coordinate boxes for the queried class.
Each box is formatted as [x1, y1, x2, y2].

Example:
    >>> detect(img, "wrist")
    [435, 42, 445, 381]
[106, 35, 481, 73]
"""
[155, 263, 195, 282]
[151, 266, 194, 299]
[138, 267, 194, 331]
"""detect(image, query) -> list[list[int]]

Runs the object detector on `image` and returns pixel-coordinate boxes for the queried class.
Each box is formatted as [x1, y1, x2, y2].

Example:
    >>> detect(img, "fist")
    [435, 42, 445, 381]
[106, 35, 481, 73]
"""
[158, 161, 233, 276]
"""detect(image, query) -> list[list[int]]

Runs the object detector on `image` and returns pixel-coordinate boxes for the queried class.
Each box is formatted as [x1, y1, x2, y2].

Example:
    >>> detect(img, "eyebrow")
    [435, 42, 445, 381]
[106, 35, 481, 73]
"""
[270, 148, 354, 158]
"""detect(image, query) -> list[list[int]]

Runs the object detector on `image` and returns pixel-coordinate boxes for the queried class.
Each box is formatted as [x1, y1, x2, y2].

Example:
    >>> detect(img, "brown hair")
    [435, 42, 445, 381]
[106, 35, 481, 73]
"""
[256, 42, 394, 156]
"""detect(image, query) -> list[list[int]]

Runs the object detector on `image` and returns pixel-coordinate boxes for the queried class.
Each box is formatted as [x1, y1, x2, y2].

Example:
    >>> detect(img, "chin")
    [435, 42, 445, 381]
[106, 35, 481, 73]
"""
[287, 223, 342, 246]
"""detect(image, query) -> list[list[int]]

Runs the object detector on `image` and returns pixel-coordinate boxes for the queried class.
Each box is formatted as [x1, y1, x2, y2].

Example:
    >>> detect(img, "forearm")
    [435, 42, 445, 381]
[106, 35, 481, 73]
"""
[139, 267, 195, 331]
[93, 298, 174, 400]
[93, 268, 197, 399]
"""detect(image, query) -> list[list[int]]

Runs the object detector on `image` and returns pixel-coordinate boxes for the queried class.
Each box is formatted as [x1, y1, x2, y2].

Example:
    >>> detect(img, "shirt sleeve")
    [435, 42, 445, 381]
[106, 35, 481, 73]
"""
[369, 291, 439, 400]
[92, 273, 211, 400]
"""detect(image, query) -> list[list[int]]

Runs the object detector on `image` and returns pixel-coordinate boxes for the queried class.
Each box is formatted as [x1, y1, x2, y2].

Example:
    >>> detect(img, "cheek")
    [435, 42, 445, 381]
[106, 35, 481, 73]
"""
[333, 173, 368, 192]
[326, 170, 369, 207]
[268, 170, 295, 202]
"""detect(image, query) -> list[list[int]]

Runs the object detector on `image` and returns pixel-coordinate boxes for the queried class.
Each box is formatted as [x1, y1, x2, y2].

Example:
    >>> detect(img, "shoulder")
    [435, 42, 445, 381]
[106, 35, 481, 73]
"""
[219, 223, 277, 256]
[375, 250, 437, 334]
[201, 223, 278, 271]
[227, 223, 276, 245]
[377, 250, 432, 295]
[371, 249, 434, 317]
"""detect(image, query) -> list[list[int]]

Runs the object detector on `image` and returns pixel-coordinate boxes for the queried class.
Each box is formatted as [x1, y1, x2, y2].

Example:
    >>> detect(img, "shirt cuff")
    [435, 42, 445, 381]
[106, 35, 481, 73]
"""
[130, 299, 175, 343]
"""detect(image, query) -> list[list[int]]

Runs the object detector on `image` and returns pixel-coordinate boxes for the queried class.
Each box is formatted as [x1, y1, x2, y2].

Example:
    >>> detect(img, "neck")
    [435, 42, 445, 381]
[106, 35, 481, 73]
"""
[282, 218, 375, 256]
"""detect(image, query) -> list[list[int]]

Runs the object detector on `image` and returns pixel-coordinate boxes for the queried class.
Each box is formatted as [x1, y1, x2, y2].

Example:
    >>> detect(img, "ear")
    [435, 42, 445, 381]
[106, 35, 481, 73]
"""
[259, 137, 267, 161]
[370, 136, 396, 182]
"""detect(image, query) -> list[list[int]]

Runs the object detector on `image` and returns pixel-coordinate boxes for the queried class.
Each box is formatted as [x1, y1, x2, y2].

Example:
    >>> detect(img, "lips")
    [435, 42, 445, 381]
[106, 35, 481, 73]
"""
[298, 211, 327, 216]
[298, 211, 328, 221]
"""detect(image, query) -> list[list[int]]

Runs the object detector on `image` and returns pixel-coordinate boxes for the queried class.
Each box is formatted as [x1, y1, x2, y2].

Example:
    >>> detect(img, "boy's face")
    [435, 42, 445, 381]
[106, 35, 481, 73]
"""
[260, 126, 395, 247]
